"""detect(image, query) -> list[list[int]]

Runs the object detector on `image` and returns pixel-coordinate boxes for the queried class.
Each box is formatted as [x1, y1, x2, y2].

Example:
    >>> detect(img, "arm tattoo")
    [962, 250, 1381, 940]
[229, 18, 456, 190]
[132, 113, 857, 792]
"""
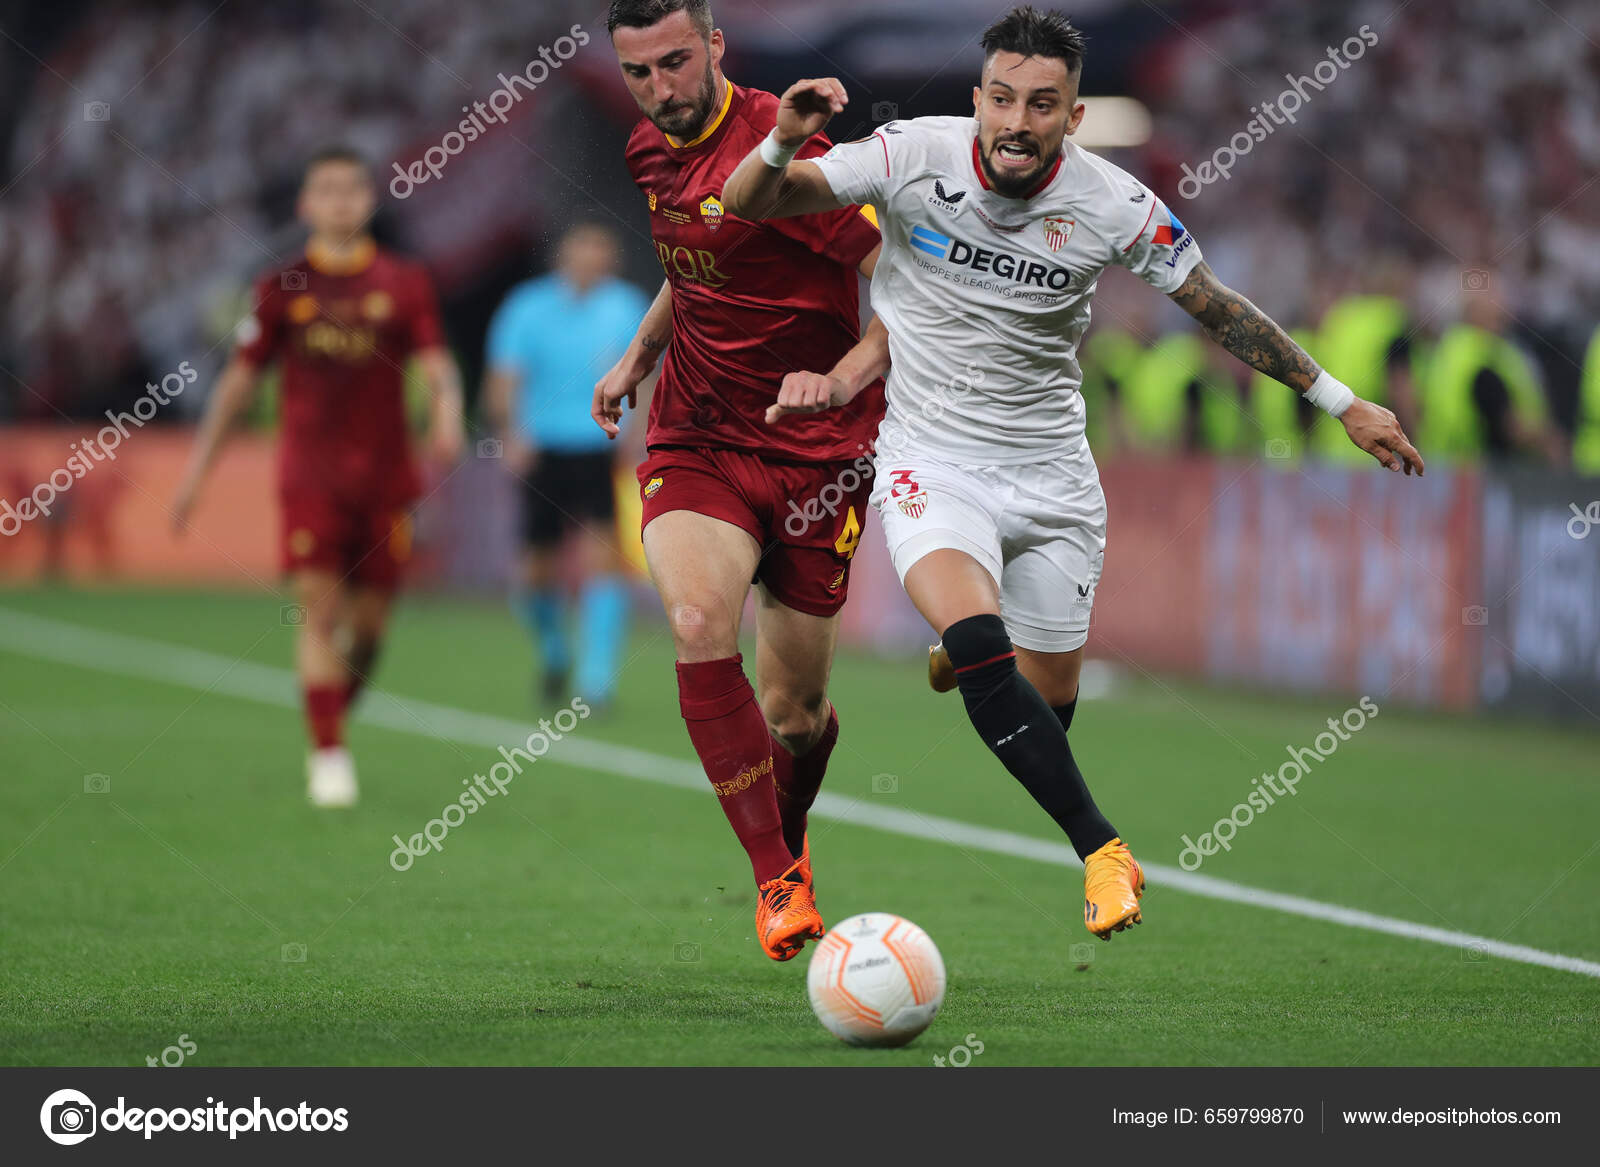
[640, 334, 668, 354]
[1168, 262, 1321, 393]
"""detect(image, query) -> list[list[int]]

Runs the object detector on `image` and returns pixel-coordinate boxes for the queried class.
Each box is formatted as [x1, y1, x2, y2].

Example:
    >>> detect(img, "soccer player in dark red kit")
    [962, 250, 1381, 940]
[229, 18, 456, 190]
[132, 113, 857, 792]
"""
[173, 146, 465, 808]
[595, 0, 885, 960]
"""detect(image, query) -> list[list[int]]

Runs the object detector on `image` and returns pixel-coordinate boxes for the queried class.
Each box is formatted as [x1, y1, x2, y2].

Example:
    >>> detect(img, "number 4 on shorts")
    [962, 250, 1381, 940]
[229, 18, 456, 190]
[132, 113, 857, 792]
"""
[834, 506, 862, 558]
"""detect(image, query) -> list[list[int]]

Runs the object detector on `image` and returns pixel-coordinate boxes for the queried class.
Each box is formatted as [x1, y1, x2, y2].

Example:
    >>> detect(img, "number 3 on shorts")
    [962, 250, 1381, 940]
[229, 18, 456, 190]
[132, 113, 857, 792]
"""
[833, 506, 862, 559]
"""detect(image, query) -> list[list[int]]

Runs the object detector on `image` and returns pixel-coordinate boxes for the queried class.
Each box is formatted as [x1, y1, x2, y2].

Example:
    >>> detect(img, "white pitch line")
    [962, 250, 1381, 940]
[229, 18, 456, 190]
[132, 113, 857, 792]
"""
[3, 605, 1598, 981]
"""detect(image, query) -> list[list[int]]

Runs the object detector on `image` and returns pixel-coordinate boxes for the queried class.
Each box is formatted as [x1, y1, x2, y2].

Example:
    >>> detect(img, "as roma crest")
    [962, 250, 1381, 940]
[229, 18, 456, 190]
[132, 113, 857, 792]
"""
[700, 195, 725, 232]
[1043, 215, 1075, 253]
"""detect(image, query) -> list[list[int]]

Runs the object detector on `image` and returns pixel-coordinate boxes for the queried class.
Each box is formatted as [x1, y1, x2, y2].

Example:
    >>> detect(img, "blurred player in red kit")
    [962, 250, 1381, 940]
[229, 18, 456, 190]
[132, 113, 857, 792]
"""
[173, 146, 465, 807]
[596, 0, 886, 960]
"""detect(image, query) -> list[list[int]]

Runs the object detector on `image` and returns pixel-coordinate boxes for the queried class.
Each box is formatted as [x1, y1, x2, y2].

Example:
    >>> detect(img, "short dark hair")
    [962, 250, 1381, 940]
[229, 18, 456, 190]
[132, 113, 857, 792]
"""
[304, 145, 372, 179]
[981, 6, 1086, 77]
[606, 0, 713, 40]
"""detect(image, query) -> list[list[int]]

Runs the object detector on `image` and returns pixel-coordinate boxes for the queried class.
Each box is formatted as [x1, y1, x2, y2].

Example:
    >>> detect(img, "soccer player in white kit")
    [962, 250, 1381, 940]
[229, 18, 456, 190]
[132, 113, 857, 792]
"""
[723, 6, 1423, 940]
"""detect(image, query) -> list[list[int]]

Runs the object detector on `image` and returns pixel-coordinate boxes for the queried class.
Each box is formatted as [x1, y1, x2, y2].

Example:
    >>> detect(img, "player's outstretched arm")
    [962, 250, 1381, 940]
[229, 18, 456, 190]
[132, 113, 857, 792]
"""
[416, 346, 466, 467]
[1169, 262, 1425, 476]
[170, 356, 262, 531]
[593, 279, 672, 440]
[722, 78, 851, 221]
[766, 315, 891, 425]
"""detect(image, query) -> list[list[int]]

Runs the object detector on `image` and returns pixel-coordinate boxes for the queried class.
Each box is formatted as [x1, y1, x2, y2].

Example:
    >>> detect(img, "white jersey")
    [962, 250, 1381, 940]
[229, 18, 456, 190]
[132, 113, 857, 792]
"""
[811, 115, 1204, 465]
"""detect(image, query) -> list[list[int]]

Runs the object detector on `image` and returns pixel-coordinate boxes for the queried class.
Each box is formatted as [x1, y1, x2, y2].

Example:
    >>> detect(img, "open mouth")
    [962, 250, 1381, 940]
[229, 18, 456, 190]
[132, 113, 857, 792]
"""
[994, 140, 1037, 168]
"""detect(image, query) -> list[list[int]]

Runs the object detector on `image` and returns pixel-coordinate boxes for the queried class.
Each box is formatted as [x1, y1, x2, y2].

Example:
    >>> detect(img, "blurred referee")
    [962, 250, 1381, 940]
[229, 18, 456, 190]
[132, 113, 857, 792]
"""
[485, 221, 651, 709]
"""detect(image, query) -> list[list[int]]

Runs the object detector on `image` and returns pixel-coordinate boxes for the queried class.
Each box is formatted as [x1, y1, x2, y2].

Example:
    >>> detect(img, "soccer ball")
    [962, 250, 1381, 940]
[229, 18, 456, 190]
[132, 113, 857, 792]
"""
[806, 912, 946, 1047]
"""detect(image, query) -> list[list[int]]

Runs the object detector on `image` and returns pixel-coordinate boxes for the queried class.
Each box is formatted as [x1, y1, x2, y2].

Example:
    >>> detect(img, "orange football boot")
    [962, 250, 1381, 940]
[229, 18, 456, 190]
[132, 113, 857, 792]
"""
[756, 854, 825, 961]
[928, 642, 957, 693]
[1083, 837, 1145, 939]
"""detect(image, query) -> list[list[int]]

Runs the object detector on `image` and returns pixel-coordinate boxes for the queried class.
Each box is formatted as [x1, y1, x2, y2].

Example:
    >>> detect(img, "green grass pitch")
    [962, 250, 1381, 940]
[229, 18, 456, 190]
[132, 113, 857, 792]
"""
[1, 586, 1596, 1066]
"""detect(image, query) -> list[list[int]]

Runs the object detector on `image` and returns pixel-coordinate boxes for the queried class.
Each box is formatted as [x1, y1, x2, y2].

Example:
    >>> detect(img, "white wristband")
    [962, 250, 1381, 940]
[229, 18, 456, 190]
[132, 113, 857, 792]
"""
[759, 129, 800, 169]
[1306, 369, 1355, 418]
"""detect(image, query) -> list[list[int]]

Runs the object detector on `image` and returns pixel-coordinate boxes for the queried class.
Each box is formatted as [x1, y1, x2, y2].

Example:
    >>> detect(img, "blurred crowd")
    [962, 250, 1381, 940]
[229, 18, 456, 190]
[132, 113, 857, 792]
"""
[2, 0, 1597, 467]
[0, 0, 589, 420]
[1091, 0, 1600, 468]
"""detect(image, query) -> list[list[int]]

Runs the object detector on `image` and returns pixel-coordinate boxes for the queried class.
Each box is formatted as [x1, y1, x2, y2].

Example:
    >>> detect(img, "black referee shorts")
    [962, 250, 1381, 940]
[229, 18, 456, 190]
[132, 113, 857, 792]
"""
[521, 450, 618, 548]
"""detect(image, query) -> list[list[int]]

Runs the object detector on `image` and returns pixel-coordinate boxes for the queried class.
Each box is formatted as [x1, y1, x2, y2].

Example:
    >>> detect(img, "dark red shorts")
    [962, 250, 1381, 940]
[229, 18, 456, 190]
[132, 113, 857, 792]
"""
[637, 445, 873, 617]
[279, 492, 413, 591]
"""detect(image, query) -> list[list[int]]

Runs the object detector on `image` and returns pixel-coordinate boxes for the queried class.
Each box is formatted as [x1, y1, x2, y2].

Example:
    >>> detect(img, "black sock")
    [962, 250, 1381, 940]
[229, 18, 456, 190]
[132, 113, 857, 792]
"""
[942, 615, 1117, 860]
[1053, 697, 1077, 735]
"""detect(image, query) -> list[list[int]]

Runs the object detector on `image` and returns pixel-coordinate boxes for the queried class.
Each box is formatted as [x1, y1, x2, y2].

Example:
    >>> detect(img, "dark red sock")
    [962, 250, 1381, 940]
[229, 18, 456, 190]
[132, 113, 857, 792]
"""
[676, 656, 792, 885]
[344, 637, 380, 706]
[304, 684, 346, 751]
[772, 704, 838, 858]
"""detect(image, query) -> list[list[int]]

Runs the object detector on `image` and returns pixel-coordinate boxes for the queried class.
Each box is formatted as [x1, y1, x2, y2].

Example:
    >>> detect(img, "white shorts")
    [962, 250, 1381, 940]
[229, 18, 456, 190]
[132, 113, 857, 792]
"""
[869, 443, 1107, 653]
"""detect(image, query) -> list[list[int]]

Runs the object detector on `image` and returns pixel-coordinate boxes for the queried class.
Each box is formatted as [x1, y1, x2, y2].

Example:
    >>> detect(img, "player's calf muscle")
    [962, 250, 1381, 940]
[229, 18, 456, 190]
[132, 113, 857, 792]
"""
[1015, 647, 1083, 708]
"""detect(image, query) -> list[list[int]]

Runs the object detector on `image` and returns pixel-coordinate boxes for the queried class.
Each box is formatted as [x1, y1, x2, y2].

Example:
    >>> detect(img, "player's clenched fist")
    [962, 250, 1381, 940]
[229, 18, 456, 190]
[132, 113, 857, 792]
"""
[1340, 397, 1426, 476]
[766, 371, 850, 425]
[775, 78, 849, 148]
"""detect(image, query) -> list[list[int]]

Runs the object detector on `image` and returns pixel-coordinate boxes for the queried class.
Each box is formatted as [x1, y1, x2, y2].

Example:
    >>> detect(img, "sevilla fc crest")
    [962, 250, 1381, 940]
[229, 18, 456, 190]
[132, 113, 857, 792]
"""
[896, 492, 929, 519]
[1044, 215, 1075, 253]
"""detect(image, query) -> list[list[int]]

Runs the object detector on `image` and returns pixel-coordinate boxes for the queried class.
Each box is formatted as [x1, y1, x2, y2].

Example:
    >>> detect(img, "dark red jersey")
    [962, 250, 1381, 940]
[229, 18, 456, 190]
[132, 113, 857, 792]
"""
[626, 81, 885, 463]
[235, 240, 444, 505]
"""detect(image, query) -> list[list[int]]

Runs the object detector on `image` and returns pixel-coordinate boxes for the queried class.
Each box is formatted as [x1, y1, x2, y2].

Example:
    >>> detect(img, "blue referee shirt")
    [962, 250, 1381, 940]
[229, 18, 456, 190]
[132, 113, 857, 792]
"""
[487, 274, 651, 453]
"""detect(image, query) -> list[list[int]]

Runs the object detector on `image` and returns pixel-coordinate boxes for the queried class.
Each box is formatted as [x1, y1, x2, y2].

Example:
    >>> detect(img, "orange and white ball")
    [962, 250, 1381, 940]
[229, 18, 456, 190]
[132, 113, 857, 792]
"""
[806, 913, 946, 1047]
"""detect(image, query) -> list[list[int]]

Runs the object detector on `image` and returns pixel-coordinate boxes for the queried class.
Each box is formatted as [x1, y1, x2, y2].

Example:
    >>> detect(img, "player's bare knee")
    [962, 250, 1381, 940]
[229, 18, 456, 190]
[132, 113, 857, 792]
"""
[763, 689, 827, 754]
[668, 602, 736, 660]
